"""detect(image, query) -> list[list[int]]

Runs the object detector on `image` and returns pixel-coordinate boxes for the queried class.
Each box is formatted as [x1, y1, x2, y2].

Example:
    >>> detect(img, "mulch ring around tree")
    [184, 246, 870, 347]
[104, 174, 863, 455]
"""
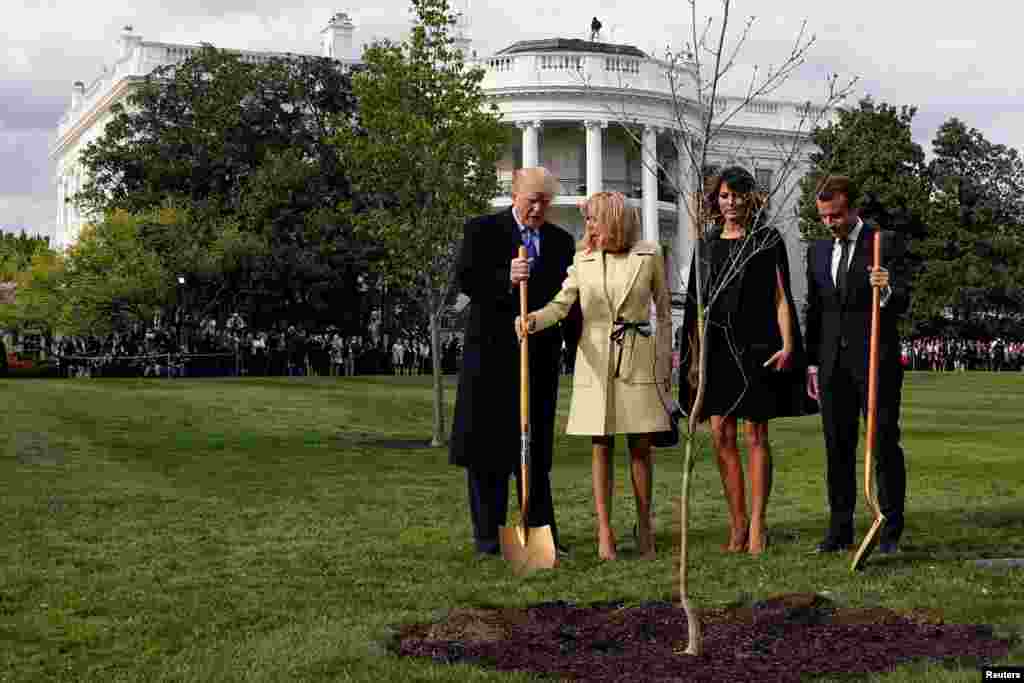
[393, 593, 1014, 682]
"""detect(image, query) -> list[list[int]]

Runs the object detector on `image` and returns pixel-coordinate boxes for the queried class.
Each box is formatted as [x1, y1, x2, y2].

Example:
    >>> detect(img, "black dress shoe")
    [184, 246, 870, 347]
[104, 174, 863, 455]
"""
[811, 538, 853, 554]
[475, 540, 500, 556]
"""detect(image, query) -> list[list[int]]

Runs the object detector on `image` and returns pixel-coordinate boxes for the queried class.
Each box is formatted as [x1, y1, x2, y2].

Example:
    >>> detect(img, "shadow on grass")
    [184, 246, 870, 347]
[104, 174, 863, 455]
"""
[333, 431, 438, 450]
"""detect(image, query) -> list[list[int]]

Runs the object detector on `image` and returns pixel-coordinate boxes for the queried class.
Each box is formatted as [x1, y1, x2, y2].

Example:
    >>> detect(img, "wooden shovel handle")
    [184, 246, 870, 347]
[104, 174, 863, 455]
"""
[518, 246, 530, 521]
[519, 246, 530, 431]
[865, 233, 882, 513]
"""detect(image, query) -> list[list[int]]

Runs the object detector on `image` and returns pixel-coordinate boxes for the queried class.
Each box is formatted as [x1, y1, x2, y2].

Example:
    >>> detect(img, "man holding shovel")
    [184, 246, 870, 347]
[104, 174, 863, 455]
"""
[449, 167, 580, 558]
[804, 176, 910, 556]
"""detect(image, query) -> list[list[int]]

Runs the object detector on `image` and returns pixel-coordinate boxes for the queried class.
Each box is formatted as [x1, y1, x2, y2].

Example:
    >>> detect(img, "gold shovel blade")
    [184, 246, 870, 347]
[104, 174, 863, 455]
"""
[499, 523, 557, 574]
[850, 514, 886, 572]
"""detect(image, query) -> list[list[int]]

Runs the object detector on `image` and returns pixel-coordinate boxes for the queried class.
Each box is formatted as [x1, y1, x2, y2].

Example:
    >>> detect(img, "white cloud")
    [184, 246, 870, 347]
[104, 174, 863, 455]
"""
[0, 129, 54, 195]
[934, 39, 978, 50]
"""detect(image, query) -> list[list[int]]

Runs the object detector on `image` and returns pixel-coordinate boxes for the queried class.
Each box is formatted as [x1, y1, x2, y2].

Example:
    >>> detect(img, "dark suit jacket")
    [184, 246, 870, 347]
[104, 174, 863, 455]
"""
[449, 208, 581, 472]
[804, 224, 909, 387]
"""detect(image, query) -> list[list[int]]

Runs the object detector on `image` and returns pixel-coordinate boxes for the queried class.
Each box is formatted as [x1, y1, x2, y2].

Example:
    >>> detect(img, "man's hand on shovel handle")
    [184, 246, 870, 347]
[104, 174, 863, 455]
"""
[510, 256, 531, 286]
[868, 265, 889, 288]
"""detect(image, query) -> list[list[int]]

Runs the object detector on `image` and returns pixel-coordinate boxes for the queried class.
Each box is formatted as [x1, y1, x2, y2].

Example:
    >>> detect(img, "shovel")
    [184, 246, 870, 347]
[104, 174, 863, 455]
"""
[500, 246, 558, 574]
[851, 232, 886, 572]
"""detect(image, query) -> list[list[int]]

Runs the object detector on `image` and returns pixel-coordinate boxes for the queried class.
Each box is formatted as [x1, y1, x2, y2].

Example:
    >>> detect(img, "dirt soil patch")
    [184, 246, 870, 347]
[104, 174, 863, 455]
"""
[395, 593, 1012, 682]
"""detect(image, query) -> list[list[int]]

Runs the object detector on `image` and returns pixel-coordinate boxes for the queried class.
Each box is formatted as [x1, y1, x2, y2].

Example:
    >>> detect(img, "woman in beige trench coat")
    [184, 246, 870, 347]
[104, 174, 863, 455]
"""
[517, 191, 672, 560]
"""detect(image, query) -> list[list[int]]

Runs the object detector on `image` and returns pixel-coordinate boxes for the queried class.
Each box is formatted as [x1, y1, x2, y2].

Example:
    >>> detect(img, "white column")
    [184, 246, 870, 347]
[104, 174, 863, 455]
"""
[72, 171, 82, 240]
[518, 120, 542, 168]
[68, 172, 76, 232]
[584, 120, 606, 196]
[56, 176, 64, 240]
[76, 172, 83, 225]
[642, 125, 659, 243]
[677, 133, 697, 290]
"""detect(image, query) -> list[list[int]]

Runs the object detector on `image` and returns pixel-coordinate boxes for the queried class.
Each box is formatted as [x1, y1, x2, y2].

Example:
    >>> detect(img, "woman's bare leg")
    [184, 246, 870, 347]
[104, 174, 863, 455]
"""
[745, 420, 772, 555]
[711, 415, 748, 552]
[628, 434, 655, 557]
[592, 436, 616, 560]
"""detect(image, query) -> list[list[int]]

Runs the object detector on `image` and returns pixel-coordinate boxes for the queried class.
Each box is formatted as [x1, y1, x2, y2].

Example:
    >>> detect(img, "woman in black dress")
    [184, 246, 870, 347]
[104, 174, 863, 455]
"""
[680, 166, 812, 555]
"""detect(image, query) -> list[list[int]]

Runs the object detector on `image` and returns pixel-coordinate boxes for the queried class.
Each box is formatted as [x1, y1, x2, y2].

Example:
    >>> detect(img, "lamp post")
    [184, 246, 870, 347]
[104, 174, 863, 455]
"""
[176, 275, 186, 377]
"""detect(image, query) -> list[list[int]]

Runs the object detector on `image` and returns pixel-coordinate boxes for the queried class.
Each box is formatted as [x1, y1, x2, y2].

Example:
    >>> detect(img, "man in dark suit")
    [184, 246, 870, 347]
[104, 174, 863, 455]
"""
[449, 167, 581, 557]
[804, 176, 910, 555]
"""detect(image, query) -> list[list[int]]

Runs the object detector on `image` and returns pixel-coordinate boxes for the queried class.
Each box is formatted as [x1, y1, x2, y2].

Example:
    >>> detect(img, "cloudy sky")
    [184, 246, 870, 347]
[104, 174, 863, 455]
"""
[3, 0, 1020, 239]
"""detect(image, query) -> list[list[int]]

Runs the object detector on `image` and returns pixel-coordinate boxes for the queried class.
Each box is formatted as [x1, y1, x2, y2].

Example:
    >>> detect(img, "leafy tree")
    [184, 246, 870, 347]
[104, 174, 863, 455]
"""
[0, 230, 52, 281]
[78, 49, 356, 216]
[0, 251, 66, 338]
[798, 97, 930, 241]
[0, 231, 60, 340]
[59, 211, 174, 336]
[334, 0, 507, 446]
[77, 48, 376, 332]
[911, 119, 1024, 336]
[929, 117, 1024, 228]
[235, 148, 383, 334]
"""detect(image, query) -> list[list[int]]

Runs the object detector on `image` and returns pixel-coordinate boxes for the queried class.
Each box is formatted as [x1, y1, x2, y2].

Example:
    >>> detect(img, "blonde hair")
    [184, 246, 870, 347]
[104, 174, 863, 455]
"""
[582, 191, 640, 254]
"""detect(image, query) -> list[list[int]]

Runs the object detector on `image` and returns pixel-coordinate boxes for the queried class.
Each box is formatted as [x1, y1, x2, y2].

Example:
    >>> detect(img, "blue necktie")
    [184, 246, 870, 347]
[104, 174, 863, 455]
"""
[523, 229, 539, 264]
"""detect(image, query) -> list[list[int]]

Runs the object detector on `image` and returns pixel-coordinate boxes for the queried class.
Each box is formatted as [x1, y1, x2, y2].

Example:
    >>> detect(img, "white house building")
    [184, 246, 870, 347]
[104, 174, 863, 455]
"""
[52, 10, 828, 312]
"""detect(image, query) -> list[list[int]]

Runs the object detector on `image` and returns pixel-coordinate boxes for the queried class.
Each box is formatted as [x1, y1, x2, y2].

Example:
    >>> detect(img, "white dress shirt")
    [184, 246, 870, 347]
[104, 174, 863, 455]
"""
[830, 217, 891, 305]
[831, 219, 862, 286]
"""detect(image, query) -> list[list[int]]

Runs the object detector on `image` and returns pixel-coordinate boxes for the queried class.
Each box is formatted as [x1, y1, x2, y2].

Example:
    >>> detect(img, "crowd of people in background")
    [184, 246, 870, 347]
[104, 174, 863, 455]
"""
[901, 336, 1024, 372]
[386, 337, 462, 376]
[6, 320, 468, 379]
[6, 324, 1023, 379]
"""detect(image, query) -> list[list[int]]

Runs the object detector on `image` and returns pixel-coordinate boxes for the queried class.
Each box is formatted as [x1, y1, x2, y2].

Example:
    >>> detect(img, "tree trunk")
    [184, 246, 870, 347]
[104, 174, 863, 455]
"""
[679, 434, 702, 655]
[678, 225, 707, 656]
[429, 311, 446, 448]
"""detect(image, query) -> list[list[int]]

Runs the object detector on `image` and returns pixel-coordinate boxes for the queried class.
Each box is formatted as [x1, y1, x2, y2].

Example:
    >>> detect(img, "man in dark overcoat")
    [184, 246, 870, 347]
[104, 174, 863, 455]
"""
[449, 167, 581, 557]
[805, 175, 910, 555]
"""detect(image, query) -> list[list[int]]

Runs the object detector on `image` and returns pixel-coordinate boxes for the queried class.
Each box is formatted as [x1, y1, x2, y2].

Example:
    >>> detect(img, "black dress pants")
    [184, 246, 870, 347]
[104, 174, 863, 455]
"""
[819, 358, 906, 544]
[466, 364, 560, 554]
[466, 466, 557, 554]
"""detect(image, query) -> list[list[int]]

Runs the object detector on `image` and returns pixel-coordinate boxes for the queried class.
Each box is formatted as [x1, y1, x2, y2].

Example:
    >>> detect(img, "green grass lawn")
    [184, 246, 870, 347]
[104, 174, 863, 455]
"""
[1, 373, 1022, 682]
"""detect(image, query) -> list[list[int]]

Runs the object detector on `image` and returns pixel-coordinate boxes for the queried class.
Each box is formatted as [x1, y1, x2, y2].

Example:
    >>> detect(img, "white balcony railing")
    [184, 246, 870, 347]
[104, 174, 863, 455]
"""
[474, 51, 833, 131]
[604, 57, 640, 74]
[538, 54, 583, 71]
[476, 52, 682, 94]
